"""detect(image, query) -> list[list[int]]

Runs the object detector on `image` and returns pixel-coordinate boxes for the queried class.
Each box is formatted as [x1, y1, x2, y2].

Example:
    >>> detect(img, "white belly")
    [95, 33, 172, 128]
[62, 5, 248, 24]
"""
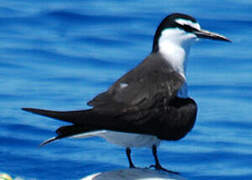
[73, 130, 160, 148]
[98, 131, 161, 148]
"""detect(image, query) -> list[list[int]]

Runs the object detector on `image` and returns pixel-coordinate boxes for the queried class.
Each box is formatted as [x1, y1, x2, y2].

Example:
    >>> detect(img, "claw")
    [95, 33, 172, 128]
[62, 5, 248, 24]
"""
[155, 164, 179, 175]
[149, 164, 179, 174]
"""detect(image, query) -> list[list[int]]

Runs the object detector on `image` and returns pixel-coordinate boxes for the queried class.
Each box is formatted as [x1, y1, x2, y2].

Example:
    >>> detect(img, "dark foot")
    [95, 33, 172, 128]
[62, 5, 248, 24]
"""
[149, 164, 179, 175]
[150, 144, 179, 175]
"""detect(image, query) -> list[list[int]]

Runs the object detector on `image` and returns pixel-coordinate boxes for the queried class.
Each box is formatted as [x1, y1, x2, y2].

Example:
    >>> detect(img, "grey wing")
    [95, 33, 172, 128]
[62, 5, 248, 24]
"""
[87, 54, 185, 113]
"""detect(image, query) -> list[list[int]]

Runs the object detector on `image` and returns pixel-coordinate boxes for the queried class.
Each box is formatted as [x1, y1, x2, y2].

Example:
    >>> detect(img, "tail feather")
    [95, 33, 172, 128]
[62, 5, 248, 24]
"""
[40, 125, 98, 146]
[40, 136, 58, 146]
[22, 107, 104, 145]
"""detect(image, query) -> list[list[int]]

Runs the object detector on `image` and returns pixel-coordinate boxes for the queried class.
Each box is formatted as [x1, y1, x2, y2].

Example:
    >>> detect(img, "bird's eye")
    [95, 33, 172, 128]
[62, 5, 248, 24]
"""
[181, 24, 195, 33]
[181, 24, 199, 33]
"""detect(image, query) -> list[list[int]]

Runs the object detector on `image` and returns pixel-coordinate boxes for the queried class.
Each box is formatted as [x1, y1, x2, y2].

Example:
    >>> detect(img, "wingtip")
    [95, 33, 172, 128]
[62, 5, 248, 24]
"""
[22, 107, 29, 111]
[22, 107, 36, 112]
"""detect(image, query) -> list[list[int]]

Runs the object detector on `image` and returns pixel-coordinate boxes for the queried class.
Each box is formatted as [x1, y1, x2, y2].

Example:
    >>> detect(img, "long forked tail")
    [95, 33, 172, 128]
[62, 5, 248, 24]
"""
[22, 108, 92, 124]
[40, 125, 98, 146]
[22, 108, 101, 145]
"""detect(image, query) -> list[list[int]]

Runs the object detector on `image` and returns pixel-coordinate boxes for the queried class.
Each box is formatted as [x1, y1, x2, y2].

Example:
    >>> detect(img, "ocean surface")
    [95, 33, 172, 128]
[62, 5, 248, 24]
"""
[1, 0, 252, 179]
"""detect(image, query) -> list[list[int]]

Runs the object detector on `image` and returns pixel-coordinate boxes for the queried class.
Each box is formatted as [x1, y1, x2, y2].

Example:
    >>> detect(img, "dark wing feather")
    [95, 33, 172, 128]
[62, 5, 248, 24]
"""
[88, 53, 185, 113]
[26, 97, 197, 142]
[87, 97, 197, 140]
[22, 53, 197, 142]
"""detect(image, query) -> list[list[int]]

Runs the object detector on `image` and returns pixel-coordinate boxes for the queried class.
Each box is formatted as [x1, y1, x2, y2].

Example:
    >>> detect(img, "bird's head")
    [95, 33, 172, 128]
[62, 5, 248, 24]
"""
[152, 13, 231, 53]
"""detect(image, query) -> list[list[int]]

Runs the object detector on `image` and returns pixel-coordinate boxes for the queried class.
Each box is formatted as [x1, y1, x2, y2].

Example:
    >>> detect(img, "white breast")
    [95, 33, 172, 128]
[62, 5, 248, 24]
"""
[158, 28, 197, 79]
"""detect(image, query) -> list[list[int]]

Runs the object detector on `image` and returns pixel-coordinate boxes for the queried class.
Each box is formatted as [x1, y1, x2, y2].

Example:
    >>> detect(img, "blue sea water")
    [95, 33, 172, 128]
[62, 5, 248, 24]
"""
[0, 0, 252, 179]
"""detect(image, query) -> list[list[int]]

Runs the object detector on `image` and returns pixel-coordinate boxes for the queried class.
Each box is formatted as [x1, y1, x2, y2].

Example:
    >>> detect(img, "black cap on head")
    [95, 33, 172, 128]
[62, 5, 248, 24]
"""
[152, 13, 198, 53]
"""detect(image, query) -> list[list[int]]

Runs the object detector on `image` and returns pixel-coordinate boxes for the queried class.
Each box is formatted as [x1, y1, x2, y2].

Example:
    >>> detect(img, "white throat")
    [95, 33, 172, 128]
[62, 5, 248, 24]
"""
[158, 28, 197, 79]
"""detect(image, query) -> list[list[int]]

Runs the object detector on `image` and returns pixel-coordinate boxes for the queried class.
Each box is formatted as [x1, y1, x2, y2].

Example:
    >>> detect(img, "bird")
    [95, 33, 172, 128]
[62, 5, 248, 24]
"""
[22, 13, 230, 174]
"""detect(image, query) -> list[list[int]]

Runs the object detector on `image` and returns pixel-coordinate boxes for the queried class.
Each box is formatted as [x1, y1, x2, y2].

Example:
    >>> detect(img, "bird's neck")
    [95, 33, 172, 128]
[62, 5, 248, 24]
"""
[158, 40, 191, 80]
[154, 28, 196, 80]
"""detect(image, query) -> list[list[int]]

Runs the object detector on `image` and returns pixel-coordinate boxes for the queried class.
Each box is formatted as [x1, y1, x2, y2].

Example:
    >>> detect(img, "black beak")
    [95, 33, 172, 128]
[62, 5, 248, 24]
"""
[195, 29, 231, 42]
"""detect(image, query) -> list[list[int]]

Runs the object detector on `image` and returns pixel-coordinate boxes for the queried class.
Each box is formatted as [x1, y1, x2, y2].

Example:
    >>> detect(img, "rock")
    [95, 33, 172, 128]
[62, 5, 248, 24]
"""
[81, 168, 186, 180]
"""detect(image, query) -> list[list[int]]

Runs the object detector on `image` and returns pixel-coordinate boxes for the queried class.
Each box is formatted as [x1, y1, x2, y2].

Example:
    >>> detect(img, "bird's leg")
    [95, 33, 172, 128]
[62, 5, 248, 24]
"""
[126, 147, 136, 168]
[150, 145, 179, 174]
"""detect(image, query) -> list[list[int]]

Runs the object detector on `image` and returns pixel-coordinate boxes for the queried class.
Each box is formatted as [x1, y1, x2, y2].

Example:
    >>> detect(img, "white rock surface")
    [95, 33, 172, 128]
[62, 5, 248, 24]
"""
[81, 168, 186, 180]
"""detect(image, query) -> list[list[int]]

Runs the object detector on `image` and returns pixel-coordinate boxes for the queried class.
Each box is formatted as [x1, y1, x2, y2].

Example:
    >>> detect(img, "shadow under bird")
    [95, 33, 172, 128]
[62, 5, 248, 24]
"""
[22, 13, 230, 174]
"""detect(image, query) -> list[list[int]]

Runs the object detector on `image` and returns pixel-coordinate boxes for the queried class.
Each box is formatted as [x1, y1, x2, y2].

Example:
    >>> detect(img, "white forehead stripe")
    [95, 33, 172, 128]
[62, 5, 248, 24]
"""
[175, 19, 201, 30]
